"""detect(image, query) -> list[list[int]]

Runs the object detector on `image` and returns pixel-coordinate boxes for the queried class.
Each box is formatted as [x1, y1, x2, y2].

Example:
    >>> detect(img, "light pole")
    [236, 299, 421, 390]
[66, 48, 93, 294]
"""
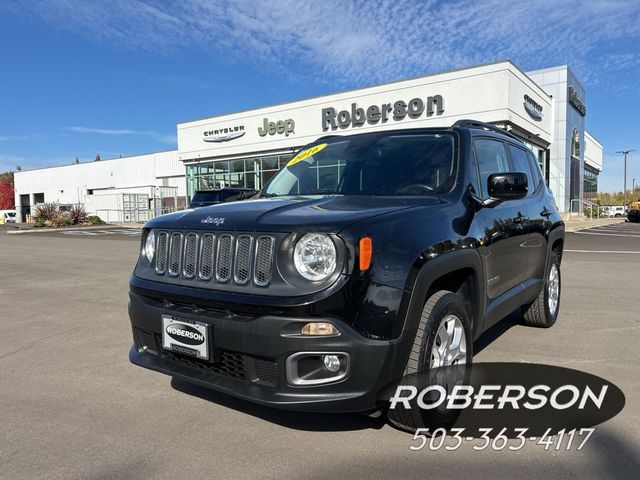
[617, 150, 635, 208]
[634, 178, 637, 203]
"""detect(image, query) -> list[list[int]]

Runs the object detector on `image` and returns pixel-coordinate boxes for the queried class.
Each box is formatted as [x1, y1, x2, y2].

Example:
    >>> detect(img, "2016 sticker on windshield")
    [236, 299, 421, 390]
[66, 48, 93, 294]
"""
[287, 143, 328, 167]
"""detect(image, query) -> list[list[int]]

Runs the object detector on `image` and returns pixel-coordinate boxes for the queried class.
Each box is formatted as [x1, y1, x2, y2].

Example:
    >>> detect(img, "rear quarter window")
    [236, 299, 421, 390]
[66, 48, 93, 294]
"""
[525, 150, 544, 190]
[507, 145, 534, 195]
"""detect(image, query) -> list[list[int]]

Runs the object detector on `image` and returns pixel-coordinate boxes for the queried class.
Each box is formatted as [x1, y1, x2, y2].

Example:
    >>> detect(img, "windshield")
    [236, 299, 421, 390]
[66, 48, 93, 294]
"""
[192, 191, 223, 203]
[264, 132, 456, 196]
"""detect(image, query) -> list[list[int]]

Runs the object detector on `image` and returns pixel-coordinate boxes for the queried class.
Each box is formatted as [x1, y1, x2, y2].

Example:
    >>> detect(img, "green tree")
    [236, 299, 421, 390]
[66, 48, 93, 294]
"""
[597, 190, 634, 206]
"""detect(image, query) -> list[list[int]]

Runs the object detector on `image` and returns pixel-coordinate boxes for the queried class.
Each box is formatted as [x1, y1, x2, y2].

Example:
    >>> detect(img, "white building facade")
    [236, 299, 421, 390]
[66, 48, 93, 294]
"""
[178, 61, 601, 213]
[15, 60, 603, 221]
[14, 150, 185, 222]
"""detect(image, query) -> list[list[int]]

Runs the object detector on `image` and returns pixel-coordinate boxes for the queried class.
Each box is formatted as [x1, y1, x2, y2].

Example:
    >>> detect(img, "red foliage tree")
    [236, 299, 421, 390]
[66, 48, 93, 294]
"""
[0, 172, 15, 209]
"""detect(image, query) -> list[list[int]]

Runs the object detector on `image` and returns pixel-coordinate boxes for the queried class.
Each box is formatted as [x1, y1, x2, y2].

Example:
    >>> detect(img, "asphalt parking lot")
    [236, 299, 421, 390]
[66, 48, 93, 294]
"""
[1, 223, 638, 479]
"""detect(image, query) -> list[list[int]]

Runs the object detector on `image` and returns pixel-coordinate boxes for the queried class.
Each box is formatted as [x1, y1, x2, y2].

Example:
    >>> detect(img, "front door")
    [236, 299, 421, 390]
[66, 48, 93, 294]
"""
[19, 194, 30, 222]
[473, 138, 528, 299]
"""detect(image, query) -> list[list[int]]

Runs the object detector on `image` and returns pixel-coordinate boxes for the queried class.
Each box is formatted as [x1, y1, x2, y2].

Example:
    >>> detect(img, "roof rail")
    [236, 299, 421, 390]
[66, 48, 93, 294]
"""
[452, 119, 522, 141]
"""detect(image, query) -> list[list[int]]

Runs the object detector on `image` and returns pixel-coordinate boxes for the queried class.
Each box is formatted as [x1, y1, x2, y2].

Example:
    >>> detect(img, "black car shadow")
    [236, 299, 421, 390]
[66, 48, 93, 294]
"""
[170, 377, 386, 432]
[473, 310, 521, 356]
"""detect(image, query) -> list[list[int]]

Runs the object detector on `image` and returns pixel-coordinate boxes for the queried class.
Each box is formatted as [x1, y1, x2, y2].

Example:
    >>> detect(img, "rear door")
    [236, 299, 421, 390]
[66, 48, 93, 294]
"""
[507, 144, 547, 282]
[473, 138, 529, 299]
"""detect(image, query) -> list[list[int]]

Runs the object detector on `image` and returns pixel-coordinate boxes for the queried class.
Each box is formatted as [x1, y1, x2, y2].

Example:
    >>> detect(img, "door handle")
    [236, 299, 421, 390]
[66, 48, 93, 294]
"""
[541, 207, 552, 218]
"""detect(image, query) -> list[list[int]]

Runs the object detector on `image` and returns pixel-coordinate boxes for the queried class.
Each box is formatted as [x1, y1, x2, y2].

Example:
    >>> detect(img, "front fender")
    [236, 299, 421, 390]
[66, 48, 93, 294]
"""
[394, 248, 485, 339]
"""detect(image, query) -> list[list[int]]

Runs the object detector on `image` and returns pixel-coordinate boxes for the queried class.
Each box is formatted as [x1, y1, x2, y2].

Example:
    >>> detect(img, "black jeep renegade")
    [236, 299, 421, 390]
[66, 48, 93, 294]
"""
[128, 120, 564, 418]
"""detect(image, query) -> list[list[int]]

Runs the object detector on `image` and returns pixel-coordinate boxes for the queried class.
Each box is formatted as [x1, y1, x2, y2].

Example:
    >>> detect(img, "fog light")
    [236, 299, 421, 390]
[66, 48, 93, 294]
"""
[301, 322, 340, 336]
[285, 352, 350, 385]
[323, 355, 341, 373]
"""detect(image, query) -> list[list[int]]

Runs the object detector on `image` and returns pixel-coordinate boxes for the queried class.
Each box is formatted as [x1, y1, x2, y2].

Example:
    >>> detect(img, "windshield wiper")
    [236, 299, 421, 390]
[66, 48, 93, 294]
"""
[260, 192, 280, 198]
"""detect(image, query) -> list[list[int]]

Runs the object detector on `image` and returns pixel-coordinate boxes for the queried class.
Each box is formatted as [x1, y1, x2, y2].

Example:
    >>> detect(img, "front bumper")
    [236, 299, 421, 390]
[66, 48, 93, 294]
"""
[128, 290, 406, 412]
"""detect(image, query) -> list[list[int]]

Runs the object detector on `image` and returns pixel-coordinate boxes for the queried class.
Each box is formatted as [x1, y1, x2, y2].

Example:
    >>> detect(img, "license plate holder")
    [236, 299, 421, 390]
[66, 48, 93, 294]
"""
[162, 315, 210, 360]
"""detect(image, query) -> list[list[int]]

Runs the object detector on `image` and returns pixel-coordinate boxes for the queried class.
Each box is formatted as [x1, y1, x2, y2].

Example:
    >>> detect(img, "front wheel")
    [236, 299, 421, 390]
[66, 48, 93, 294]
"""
[386, 290, 473, 432]
[521, 251, 561, 328]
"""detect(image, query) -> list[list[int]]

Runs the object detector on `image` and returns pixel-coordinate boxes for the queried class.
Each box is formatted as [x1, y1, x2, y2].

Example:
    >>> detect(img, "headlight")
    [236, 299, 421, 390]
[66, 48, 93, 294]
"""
[293, 233, 337, 281]
[143, 230, 155, 263]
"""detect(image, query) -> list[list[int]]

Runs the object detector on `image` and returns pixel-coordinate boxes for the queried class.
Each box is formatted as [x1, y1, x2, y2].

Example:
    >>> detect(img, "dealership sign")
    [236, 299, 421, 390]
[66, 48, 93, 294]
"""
[568, 86, 586, 116]
[258, 117, 295, 137]
[321, 95, 445, 131]
[523, 94, 544, 120]
[203, 125, 245, 142]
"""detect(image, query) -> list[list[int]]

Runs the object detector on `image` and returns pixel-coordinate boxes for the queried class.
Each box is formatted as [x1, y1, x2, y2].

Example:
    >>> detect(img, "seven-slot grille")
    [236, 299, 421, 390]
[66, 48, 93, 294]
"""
[153, 231, 275, 287]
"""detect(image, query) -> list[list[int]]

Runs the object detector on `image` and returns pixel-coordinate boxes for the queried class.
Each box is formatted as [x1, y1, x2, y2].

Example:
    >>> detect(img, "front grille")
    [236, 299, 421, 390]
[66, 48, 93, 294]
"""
[254, 358, 279, 385]
[153, 230, 276, 287]
[254, 236, 274, 287]
[162, 349, 247, 380]
[234, 235, 252, 285]
[198, 234, 215, 280]
[168, 233, 182, 276]
[155, 232, 169, 274]
[144, 331, 279, 386]
[216, 234, 233, 283]
[182, 233, 198, 279]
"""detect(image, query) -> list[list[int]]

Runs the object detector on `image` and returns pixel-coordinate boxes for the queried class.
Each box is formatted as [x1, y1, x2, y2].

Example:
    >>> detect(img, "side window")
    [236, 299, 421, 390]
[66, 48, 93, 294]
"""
[525, 150, 543, 189]
[473, 139, 510, 199]
[507, 145, 534, 195]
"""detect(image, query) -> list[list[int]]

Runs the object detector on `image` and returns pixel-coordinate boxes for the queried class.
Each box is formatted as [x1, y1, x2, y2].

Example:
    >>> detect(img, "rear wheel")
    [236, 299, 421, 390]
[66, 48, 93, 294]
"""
[386, 290, 472, 432]
[522, 251, 561, 328]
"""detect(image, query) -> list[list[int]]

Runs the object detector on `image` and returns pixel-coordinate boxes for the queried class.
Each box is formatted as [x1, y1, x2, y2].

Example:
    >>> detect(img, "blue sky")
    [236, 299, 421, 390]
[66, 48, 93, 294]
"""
[1, 0, 639, 193]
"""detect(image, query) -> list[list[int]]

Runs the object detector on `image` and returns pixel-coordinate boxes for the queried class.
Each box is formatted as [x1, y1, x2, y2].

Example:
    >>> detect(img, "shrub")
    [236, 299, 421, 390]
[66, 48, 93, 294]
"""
[32, 202, 59, 224]
[52, 212, 73, 228]
[69, 204, 88, 224]
[31, 202, 76, 228]
[88, 215, 105, 225]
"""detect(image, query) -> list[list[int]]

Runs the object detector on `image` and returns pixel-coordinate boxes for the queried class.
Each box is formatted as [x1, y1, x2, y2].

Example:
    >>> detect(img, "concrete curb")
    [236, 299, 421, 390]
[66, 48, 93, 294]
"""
[6, 223, 144, 234]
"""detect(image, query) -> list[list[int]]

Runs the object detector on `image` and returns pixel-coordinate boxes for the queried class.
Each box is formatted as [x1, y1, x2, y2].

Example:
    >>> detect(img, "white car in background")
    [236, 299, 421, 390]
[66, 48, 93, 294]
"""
[0, 210, 17, 224]
[603, 205, 627, 218]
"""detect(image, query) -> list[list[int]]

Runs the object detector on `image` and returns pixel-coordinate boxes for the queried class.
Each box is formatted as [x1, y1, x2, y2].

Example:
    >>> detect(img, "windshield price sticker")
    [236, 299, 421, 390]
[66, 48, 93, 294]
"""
[287, 143, 328, 167]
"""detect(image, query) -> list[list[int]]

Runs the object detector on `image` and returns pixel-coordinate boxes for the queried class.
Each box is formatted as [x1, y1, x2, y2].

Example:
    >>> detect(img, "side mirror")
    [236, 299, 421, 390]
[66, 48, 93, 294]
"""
[487, 172, 528, 201]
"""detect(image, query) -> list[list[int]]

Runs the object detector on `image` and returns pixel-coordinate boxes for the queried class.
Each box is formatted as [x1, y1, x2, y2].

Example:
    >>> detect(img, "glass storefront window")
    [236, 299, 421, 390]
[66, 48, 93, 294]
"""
[583, 166, 598, 202]
[523, 141, 550, 186]
[262, 156, 279, 170]
[244, 158, 257, 172]
[186, 153, 293, 199]
[229, 159, 244, 173]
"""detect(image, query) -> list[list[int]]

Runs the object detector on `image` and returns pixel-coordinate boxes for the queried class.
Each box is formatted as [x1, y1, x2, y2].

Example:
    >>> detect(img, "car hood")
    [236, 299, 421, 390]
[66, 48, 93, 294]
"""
[145, 195, 439, 233]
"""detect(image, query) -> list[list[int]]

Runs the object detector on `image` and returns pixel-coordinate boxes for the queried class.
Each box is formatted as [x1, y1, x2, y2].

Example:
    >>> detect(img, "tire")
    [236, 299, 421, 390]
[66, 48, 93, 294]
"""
[521, 251, 561, 328]
[386, 290, 473, 432]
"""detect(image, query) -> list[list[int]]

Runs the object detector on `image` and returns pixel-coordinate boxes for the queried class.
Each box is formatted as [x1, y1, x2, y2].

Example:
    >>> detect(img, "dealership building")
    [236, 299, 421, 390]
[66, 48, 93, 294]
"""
[14, 60, 603, 221]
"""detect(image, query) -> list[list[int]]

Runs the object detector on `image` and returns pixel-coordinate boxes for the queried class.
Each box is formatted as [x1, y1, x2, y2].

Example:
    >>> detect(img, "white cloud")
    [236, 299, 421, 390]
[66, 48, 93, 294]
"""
[0, 154, 24, 173]
[67, 126, 176, 145]
[0, 134, 39, 142]
[67, 127, 141, 135]
[3, 0, 639, 89]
